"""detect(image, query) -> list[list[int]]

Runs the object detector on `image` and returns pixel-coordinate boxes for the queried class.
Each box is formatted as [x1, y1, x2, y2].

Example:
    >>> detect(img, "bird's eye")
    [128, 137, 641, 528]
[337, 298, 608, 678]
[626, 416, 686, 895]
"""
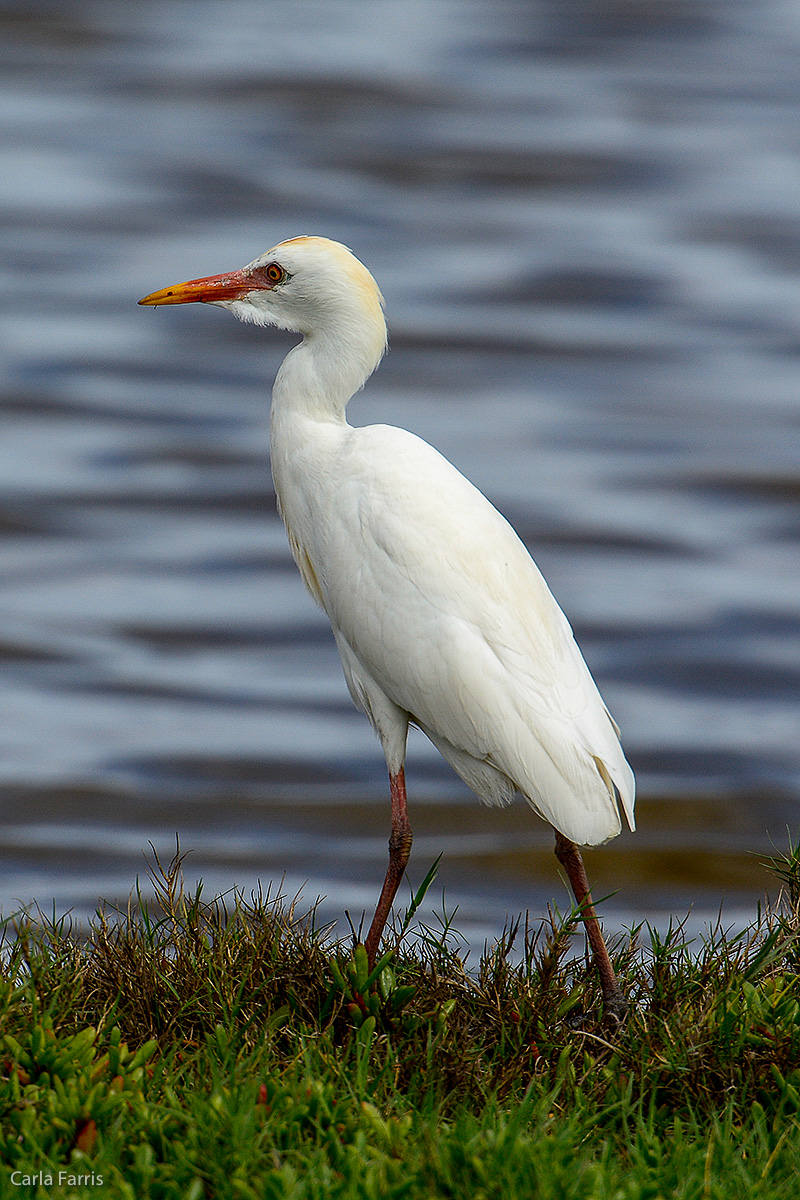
[265, 262, 286, 284]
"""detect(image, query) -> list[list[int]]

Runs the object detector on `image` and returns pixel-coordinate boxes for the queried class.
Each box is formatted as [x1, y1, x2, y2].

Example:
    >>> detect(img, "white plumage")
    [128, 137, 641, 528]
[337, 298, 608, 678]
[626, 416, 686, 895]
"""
[290, 419, 632, 844]
[140, 235, 635, 1017]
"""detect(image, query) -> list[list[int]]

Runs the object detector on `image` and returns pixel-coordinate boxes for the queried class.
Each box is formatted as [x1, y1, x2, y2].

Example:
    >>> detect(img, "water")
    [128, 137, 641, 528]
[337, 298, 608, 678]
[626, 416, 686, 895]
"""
[1, 0, 799, 956]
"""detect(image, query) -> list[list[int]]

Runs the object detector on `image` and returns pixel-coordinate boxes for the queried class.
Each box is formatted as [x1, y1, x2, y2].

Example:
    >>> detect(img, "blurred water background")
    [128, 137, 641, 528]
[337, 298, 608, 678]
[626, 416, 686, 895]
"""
[1, 0, 799, 957]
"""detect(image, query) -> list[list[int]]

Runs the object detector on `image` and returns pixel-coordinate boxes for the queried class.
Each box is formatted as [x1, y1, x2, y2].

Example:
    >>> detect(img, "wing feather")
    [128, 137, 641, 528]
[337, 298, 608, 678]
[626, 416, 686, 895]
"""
[306, 423, 634, 845]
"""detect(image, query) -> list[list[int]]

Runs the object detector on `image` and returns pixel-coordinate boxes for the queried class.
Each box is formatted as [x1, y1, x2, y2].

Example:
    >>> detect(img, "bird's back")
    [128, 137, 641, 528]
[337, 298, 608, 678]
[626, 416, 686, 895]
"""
[293, 420, 634, 846]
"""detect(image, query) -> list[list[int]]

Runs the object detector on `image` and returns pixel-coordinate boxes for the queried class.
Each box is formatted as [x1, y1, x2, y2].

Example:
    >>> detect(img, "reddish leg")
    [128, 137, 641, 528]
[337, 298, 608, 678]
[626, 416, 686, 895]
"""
[364, 768, 413, 968]
[554, 831, 627, 1021]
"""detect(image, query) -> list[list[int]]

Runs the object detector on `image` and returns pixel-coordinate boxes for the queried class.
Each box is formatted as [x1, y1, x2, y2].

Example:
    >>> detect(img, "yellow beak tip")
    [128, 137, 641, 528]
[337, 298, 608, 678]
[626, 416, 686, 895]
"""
[138, 288, 177, 306]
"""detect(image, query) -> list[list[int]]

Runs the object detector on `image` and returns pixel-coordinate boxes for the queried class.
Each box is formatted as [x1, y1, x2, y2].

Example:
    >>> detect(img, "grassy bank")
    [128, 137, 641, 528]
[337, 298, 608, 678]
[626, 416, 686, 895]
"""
[2, 846, 800, 1198]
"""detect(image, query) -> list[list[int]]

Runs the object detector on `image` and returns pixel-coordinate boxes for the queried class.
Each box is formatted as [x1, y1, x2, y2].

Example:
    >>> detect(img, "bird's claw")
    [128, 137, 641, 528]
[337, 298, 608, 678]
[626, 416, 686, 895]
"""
[602, 992, 630, 1028]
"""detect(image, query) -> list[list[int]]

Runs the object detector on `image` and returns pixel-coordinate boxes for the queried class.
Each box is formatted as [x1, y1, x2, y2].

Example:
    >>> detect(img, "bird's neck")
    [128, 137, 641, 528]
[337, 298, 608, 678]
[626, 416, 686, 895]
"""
[270, 317, 386, 426]
[269, 320, 386, 554]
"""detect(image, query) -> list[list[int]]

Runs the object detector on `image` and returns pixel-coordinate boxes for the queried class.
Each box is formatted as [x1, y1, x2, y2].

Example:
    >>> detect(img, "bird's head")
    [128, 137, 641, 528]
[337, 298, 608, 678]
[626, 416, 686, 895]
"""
[139, 236, 387, 355]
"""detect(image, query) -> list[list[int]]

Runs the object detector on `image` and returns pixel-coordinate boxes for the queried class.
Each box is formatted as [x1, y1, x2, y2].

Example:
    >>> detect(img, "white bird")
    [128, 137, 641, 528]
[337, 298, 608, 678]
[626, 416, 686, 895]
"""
[140, 236, 635, 1017]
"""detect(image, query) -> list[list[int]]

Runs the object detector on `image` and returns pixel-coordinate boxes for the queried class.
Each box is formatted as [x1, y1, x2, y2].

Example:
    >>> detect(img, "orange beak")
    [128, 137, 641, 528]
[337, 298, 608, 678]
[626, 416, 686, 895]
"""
[138, 267, 263, 307]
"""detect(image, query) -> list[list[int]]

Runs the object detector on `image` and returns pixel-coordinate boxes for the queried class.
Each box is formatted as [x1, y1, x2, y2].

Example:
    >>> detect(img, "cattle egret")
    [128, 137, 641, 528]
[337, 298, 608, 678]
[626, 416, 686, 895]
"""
[140, 236, 635, 1018]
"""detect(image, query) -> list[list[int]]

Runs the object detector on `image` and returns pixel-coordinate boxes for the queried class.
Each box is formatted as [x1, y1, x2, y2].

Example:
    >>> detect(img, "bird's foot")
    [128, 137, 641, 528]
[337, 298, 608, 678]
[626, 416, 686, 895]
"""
[602, 990, 629, 1028]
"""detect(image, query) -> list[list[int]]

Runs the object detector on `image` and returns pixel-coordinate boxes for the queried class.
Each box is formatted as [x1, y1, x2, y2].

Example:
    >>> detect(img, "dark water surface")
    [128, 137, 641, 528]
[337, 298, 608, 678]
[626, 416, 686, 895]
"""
[2, 0, 800, 955]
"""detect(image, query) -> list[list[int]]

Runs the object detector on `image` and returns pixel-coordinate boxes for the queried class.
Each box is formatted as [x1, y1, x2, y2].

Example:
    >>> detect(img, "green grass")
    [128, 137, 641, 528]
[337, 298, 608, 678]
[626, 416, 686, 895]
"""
[2, 843, 800, 1197]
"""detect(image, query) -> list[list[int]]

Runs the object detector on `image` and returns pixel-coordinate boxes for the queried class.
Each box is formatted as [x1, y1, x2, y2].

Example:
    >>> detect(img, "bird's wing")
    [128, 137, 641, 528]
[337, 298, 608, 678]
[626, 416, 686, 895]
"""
[311, 424, 634, 844]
